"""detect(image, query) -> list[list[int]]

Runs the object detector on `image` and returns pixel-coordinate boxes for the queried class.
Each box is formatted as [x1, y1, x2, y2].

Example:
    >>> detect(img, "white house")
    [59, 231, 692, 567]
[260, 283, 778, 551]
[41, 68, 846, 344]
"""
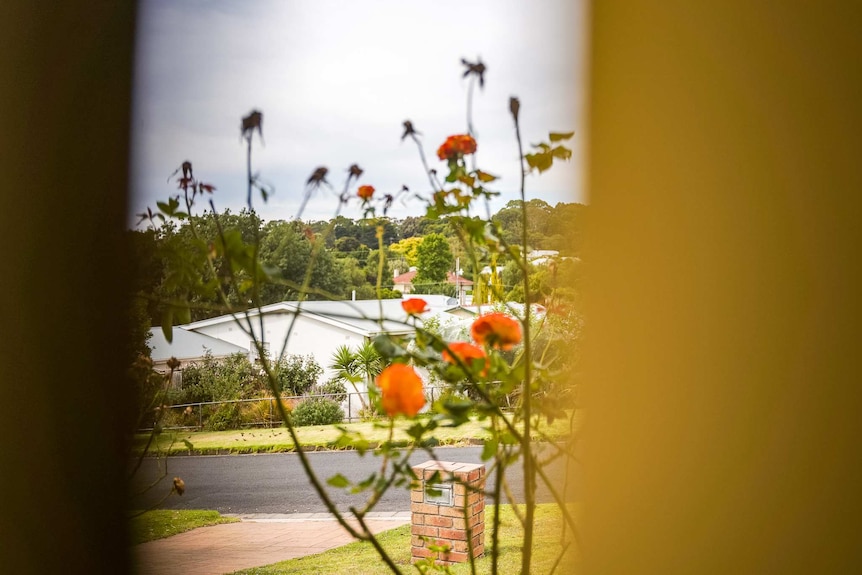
[179, 298, 456, 386]
[148, 326, 247, 373]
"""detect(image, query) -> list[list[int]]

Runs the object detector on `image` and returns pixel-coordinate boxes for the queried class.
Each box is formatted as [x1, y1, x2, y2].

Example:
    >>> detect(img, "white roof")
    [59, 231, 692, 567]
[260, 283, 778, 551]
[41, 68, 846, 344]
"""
[148, 327, 247, 362]
[181, 298, 457, 338]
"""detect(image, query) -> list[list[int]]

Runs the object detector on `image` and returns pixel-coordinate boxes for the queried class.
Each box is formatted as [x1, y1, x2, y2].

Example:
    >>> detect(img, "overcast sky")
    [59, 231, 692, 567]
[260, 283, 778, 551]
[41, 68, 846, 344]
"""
[130, 0, 587, 226]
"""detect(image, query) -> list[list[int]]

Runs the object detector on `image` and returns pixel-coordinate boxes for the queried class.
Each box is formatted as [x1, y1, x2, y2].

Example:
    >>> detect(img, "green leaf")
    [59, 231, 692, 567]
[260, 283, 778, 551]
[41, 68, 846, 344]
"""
[457, 174, 476, 188]
[182, 439, 194, 450]
[551, 146, 572, 160]
[353, 438, 370, 455]
[499, 431, 519, 445]
[326, 473, 350, 488]
[475, 170, 498, 183]
[549, 131, 575, 141]
[525, 152, 553, 173]
[406, 422, 427, 440]
[481, 438, 498, 461]
[161, 310, 174, 342]
[174, 304, 191, 325]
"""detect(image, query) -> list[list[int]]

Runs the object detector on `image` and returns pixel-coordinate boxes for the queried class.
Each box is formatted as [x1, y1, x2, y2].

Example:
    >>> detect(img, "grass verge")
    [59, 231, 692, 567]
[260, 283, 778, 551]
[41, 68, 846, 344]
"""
[131, 509, 239, 544]
[133, 411, 579, 456]
[231, 504, 580, 575]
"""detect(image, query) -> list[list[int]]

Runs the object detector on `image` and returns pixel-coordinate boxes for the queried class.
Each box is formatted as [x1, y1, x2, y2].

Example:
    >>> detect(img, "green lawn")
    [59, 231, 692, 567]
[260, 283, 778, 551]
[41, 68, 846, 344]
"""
[231, 504, 580, 575]
[130, 509, 239, 544]
[133, 412, 579, 456]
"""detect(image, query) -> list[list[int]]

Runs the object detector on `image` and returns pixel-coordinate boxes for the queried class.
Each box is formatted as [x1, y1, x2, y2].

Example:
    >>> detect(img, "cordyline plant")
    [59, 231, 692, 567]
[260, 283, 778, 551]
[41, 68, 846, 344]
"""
[138, 60, 580, 574]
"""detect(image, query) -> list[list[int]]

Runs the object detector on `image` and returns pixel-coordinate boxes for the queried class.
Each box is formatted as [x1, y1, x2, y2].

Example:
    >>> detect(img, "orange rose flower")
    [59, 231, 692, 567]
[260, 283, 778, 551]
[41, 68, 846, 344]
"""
[471, 312, 523, 351]
[401, 298, 429, 315]
[357, 185, 375, 201]
[377, 364, 426, 417]
[442, 341, 489, 376]
[436, 134, 478, 161]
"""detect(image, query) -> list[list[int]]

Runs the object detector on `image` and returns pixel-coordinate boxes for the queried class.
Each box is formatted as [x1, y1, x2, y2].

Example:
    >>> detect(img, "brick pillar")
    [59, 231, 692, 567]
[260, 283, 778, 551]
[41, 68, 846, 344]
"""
[411, 460, 486, 565]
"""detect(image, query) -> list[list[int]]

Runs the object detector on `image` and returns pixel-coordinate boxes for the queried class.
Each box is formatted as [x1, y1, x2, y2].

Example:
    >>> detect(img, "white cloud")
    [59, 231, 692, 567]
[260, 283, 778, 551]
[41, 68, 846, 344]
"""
[130, 0, 586, 226]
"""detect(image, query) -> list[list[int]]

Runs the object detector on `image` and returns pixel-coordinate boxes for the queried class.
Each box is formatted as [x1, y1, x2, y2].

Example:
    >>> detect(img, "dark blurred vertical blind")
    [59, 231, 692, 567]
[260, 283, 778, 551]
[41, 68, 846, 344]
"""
[0, 2, 137, 573]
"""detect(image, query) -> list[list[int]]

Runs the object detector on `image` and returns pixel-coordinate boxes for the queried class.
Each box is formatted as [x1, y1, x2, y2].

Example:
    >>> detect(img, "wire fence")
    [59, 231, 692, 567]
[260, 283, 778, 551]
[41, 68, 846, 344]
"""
[139, 386, 448, 433]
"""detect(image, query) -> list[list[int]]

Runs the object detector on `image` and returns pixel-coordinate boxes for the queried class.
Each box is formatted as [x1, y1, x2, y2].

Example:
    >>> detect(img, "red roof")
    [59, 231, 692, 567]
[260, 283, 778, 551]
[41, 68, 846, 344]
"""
[393, 270, 473, 286]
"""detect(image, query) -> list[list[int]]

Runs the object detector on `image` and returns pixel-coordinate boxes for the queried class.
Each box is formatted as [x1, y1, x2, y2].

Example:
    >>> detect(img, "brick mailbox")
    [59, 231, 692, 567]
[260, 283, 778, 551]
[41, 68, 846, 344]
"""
[411, 460, 486, 565]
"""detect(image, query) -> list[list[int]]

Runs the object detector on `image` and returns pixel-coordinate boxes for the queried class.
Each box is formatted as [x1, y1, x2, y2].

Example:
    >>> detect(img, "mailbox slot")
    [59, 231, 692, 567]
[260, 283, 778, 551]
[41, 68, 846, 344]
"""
[424, 482, 454, 506]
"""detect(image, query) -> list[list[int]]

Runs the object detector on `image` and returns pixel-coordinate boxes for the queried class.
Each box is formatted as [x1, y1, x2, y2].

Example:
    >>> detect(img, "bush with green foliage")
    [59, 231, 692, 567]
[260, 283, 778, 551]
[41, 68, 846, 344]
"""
[271, 354, 323, 395]
[175, 352, 258, 404]
[204, 402, 242, 431]
[315, 378, 347, 402]
[291, 397, 345, 427]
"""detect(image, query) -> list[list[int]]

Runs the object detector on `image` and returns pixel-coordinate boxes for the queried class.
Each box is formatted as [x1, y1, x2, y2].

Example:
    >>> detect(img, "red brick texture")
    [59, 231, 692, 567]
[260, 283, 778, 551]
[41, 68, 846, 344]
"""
[410, 461, 486, 566]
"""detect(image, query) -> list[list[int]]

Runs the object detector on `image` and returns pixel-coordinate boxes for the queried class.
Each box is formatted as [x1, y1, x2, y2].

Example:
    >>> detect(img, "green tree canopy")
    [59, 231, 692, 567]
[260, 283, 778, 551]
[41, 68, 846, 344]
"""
[413, 233, 454, 291]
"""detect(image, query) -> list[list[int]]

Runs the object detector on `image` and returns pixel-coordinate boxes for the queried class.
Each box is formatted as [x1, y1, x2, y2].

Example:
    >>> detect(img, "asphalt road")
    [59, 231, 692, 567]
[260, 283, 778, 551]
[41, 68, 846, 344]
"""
[130, 445, 581, 514]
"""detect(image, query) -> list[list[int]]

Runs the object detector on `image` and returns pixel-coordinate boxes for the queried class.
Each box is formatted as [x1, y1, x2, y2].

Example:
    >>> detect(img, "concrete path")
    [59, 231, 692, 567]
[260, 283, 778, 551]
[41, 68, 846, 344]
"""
[133, 512, 411, 575]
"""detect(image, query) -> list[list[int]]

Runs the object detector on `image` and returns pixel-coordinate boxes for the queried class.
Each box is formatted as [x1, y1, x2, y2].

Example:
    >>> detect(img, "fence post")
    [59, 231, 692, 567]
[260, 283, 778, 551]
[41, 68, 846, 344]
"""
[198, 403, 203, 430]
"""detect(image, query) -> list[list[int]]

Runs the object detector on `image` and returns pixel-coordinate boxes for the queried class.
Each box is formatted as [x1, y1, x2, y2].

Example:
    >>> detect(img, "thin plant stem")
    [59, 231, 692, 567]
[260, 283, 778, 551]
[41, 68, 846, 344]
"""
[490, 414, 504, 575]
[409, 133, 441, 193]
[512, 97, 537, 574]
[246, 135, 253, 208]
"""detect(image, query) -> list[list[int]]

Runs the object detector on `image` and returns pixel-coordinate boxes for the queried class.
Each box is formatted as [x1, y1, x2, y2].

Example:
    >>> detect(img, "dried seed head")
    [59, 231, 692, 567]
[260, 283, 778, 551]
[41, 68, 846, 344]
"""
[173, 476, 186, 496]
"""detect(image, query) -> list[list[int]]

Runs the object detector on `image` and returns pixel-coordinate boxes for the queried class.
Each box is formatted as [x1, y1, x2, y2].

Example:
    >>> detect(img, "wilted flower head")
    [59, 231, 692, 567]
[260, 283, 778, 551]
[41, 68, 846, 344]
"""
[437, 134, 477, 161]
[357, 185, 375, 201]
[377, 364, 425, 418]
[172, 476, 186, 496]
[306, 166, 329, 187]
[241, 110, 263, 141]
[401, 120, 420, 141]
[471, 312, 522, 351]
[348, 164, 364, 179]
[442, 341, 489, 376]
[401, 298, 429, 315]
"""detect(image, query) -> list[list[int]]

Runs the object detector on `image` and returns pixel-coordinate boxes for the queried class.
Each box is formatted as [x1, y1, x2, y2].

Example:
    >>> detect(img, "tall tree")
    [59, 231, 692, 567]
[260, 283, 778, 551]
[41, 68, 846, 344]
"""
[258, 220, 347, 301]
[413, 233, 454, 292]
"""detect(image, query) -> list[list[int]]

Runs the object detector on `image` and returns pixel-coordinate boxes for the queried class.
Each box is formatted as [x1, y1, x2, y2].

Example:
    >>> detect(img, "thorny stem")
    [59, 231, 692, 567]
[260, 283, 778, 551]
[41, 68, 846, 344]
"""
[246, 135, 253, 209]
[129, 365, 176, 480]
[465, 74, 491, 220]
[466, 74, 476, 140]
[277, 200, 344, 362]
[534, 458, 581, 549]
[247, 177, 403, 570]
[180, 174, 398, 564]
[242, 135, 266, 358]
[350, 507, 403, 575]
[409, 133, 440, 193]
[512, 98, 537, 574]
[490, 414, 504, 575]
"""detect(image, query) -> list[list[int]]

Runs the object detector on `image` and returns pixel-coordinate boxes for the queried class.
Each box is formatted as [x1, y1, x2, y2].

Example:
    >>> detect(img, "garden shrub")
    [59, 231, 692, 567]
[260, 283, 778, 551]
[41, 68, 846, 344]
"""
[204, 402, 242, 431]
[271, 354, 323, 395]
[315, 378, 347, 402]
[291, 397, 344, 427]
[178, 352, 258, 403]
[239, 399, 275, 427]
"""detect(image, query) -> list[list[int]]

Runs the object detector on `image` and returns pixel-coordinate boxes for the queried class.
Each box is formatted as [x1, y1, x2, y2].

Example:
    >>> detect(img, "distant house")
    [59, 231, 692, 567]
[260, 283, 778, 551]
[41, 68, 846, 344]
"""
[180, 299, 453, 387]
[527, 249, 560, 266]
[444, 302, 546, 321]
[392, 269, 473, 301]
[148, 326, 248, 373]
